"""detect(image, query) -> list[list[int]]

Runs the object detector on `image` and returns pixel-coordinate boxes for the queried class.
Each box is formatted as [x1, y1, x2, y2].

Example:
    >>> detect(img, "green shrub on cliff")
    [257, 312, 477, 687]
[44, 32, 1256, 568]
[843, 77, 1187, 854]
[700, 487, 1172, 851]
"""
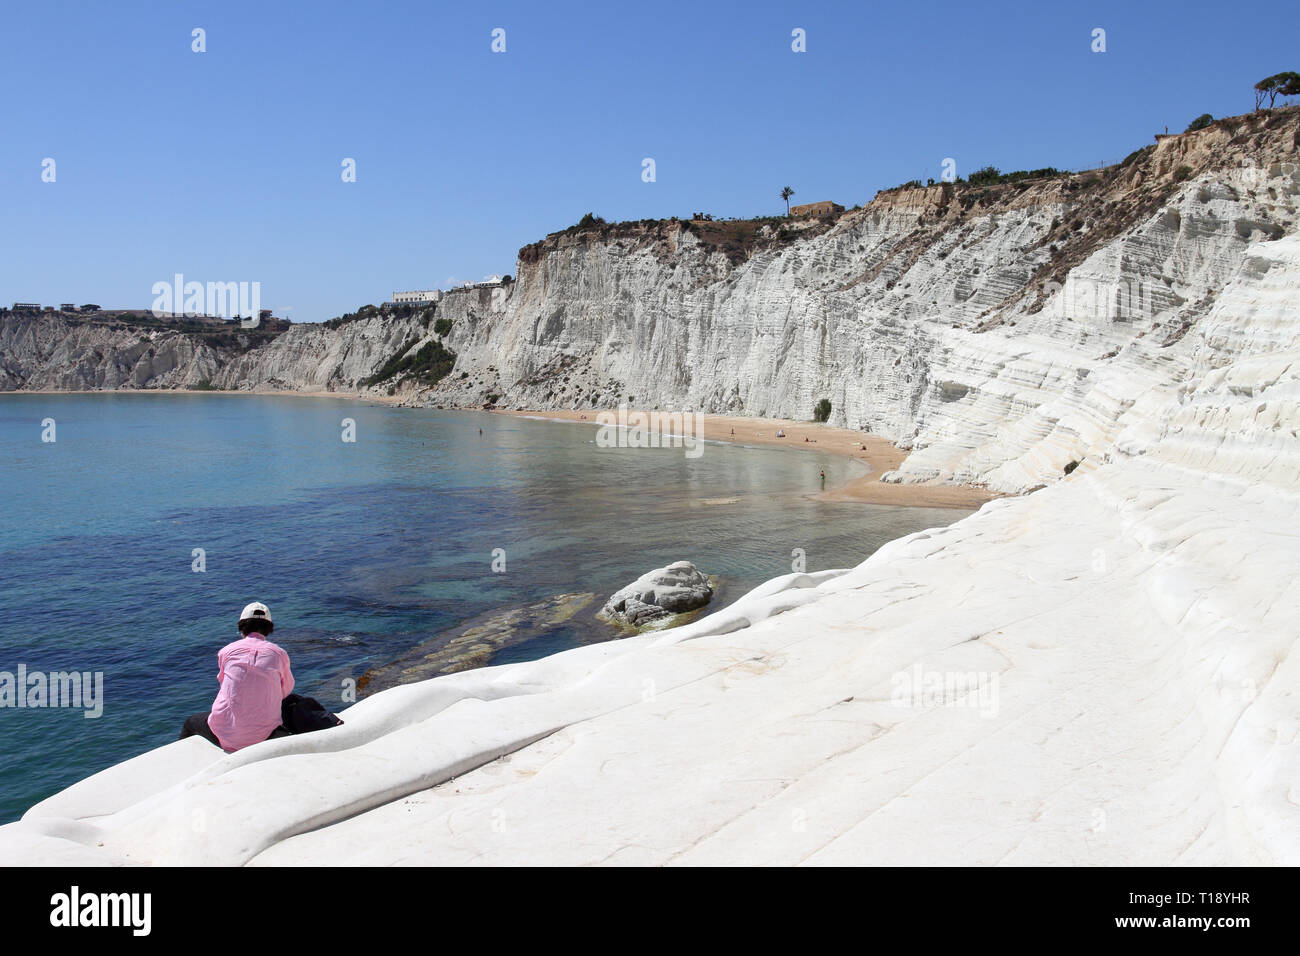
[964, 166, 1065, 187]
[813, 398, 832, 423]
[363, 337, 457, 388]
[564, 213, 607, 233]
[966, 166, 1002, 186]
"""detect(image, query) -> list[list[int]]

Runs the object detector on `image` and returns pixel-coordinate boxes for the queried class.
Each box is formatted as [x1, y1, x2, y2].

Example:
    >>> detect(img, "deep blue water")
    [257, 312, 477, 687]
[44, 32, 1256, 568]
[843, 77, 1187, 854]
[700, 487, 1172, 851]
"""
[0, 394, 967, 822]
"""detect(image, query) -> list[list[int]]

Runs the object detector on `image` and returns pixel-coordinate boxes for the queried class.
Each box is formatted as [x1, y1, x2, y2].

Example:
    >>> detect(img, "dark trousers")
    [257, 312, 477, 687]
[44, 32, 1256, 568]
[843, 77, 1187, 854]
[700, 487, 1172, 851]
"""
[179, 712, 291, 749]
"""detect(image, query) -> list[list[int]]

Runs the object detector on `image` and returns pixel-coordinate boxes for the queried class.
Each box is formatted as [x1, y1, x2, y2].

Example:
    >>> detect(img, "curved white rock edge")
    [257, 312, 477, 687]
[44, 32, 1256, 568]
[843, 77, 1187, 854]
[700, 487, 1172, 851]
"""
[0, 567, 851, 865]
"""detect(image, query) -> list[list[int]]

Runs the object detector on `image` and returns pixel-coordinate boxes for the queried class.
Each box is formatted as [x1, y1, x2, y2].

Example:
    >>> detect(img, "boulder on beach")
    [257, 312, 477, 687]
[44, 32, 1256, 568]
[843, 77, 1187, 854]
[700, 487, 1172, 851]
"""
[601, 561, 713, 627]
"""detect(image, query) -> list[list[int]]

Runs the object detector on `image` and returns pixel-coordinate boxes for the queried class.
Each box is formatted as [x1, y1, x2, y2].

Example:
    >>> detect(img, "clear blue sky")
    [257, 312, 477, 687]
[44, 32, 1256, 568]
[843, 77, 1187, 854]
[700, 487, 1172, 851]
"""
[3, 0, 1296, 322]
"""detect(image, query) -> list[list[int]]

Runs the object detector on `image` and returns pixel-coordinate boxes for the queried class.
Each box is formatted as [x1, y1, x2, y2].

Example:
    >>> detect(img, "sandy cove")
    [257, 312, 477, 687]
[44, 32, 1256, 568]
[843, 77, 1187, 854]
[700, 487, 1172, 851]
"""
[500, 408, 1000, 510]
[15, 391, 995, 508]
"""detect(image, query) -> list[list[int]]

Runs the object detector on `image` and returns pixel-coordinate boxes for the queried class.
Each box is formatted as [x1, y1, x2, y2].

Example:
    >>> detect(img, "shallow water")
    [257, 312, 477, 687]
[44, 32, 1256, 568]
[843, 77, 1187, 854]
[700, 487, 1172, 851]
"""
[0, 393, 969, 821]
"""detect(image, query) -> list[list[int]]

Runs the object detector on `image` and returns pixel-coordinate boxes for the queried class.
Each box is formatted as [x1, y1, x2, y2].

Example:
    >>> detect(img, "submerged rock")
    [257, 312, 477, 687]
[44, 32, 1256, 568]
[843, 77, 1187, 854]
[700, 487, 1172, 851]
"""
[602, 561, 713, 627]
[357, 591, 596, 694]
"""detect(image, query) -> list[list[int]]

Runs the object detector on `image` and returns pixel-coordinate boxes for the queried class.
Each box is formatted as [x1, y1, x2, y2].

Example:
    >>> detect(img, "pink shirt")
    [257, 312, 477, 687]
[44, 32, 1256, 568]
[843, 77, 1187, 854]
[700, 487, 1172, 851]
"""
[207, 635, 294, 751]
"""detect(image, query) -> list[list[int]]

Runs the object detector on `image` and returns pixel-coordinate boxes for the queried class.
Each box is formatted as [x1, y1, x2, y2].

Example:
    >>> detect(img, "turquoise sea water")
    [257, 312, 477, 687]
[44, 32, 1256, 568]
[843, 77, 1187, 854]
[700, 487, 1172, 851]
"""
[0, 394, 969, 822]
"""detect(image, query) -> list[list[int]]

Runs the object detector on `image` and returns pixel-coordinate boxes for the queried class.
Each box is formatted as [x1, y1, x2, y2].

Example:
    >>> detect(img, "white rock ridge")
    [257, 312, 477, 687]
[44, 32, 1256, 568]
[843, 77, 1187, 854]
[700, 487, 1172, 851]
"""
[1, 110, 1298, 864]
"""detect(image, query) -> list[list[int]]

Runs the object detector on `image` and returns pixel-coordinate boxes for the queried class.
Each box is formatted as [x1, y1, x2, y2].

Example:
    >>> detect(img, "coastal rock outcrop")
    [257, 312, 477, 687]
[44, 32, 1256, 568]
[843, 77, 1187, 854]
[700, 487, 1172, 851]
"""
[4, 110, 1297, 504]
[416, 109, 1300, 500]
[601, 561, 713, 627]
[0, 308, 443, 396]
[1, 110, 1299, 865]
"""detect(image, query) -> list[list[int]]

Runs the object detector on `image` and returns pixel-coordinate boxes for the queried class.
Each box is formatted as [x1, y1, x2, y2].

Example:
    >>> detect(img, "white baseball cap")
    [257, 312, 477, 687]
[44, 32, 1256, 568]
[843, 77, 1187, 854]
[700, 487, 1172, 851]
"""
[239, 601, 273, 625]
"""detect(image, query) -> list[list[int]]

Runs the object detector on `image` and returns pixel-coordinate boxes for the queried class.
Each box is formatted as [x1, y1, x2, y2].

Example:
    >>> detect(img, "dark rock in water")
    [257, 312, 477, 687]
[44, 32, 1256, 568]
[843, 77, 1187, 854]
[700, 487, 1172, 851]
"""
[602, 561, 713, 628]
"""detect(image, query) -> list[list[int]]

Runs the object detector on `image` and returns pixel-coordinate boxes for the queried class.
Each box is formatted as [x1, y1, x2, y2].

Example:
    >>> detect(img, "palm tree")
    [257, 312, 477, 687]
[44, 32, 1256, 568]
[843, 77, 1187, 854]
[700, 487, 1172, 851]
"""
[781, 186, 795, 216]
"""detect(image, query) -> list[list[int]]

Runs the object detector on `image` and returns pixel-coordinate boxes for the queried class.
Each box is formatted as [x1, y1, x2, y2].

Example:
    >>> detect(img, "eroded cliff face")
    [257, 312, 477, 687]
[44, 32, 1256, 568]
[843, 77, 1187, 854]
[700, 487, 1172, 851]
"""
[0, 310, 435, 398]
[424, 108, 1300, 495]
[5, 109, 1298, 497]
[207, 313, 431, 393]
[5, 111, 1300, 866]
[0, 315, 230, 391]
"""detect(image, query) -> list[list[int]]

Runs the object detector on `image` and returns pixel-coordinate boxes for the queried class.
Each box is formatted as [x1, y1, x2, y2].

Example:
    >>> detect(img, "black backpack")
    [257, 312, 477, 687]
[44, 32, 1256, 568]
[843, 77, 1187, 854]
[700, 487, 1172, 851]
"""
[280, 693, 344, 734]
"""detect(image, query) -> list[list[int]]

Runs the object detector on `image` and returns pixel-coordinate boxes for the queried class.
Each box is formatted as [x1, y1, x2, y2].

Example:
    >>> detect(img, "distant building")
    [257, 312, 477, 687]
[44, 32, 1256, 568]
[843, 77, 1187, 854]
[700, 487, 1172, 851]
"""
[790, 201, 845, 218]
[393, 290, 441, 304]
[60, 303, 78, 312]
[43, 306, 55, 312]
[12, 302, 41, 311]
[259, 309, 273, 320]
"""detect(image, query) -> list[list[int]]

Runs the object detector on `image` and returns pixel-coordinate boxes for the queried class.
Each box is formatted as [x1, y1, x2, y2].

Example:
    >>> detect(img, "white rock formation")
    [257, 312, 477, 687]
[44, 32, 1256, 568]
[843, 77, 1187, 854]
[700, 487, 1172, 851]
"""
[6, 113, 1298, 503]
[601, 561, 713, 627]
[1, 110, 1298, 865]
[418, 111, 1300, 503]
[0, 310, 438, 395]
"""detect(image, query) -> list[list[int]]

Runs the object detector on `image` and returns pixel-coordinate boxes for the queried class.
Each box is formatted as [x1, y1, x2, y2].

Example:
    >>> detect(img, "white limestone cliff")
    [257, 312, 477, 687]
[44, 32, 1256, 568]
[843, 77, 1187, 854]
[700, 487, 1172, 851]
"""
[6, 111, 1297, 502]
[421, 110, 1300, 499]
[2, 109, 1298, 865]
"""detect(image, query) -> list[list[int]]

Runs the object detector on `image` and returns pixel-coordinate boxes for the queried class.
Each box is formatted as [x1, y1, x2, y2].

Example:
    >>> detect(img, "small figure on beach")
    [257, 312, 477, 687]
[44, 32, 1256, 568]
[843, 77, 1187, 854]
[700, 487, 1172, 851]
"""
[820, 469, 826, 487]
[776, 429, 785, 438]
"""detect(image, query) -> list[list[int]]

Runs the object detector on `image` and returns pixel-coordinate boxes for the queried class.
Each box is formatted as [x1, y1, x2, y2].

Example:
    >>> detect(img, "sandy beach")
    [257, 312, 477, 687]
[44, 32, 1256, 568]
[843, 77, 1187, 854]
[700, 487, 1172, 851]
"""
[501, 408, 1000, 510]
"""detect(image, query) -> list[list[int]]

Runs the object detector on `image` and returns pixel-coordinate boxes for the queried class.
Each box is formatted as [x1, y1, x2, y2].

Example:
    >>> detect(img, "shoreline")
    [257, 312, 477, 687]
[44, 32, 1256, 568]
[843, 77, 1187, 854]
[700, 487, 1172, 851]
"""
[5, 390, 998, 509]
[500, 408, 1001, 511]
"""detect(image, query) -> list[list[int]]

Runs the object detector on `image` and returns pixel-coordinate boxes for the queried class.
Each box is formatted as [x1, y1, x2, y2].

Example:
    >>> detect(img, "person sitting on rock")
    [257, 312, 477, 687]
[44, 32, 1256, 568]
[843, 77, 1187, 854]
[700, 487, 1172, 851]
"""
[179, 602, 294, 752]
